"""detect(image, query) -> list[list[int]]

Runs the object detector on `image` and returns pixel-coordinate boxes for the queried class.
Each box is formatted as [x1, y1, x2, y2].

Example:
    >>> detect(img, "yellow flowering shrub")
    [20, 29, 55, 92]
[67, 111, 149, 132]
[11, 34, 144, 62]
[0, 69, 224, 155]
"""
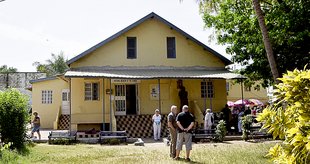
[257, 68, 310, 164]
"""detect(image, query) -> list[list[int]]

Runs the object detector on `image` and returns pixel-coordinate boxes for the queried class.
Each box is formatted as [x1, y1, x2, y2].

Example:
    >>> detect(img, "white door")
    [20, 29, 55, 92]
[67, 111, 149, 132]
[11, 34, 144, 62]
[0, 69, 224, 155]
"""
[61, 89, 70, 115]
[115, 85, 126, 115]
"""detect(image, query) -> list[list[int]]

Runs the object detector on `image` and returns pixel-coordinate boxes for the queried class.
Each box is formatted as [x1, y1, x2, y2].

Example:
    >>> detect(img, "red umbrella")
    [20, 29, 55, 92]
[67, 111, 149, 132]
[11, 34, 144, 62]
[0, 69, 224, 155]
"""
[227, 101, 235, 107]
[234, 99, 254, 106]
[249, 99, 264, 106]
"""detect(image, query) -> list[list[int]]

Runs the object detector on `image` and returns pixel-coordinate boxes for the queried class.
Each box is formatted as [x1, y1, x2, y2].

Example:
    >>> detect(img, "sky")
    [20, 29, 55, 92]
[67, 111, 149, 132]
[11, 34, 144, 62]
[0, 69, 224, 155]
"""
[0, 0, 230, 72]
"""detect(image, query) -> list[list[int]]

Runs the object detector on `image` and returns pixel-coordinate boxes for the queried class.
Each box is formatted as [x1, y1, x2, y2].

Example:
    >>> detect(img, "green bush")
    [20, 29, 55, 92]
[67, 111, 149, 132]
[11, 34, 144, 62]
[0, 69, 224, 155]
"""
[215, 120, 227, 142]
[257, 68, 310, 164]
[0, 89, 29, 151]
[101, 138, 121, 145]
[48, 138, 76, 145]
[241, 115, 253, 141]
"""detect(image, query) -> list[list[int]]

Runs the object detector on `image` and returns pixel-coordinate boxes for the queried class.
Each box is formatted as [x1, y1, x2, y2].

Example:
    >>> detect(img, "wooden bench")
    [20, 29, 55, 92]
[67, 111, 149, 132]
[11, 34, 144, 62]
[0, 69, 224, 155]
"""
[248, 125, 269, 139]
[192, 129, 217, 142]
[48, 131, 77, 143]
[99, 131, 127, 144]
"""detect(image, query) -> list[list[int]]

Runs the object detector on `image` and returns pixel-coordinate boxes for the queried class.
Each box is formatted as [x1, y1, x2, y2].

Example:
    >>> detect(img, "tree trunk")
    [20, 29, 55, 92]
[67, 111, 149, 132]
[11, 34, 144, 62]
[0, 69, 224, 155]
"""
[252, 0, 280, 83]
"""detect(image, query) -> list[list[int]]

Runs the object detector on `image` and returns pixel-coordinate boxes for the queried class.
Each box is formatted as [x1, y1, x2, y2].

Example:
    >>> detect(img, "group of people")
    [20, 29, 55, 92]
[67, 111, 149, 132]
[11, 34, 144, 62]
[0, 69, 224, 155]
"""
[152, 105, 195, 161]
[222, 104, 261, 134]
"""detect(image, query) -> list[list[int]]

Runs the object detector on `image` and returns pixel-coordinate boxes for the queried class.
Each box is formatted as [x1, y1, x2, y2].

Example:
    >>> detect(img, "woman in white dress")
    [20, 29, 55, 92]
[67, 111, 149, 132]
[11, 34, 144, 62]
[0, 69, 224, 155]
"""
[152, 109, 162, 141]
[204, 109, 214, 133]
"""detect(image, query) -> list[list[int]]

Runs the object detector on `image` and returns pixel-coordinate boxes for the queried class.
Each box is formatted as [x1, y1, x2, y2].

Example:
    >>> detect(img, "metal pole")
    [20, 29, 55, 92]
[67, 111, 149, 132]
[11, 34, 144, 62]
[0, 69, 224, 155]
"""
[109, 79, 112, 131]
[209, 79, 213, 111]
[241, 79, 244, 106]
[203, 79, 206, 111]
[158, 79, 161, 112]
[102, 78, 105, 131]
[69, 78, 72, 134]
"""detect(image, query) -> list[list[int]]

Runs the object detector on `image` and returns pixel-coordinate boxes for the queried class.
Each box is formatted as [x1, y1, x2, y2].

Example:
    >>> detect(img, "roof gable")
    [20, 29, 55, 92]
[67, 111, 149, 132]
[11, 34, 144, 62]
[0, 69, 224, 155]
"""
[67, 12, 231, 65]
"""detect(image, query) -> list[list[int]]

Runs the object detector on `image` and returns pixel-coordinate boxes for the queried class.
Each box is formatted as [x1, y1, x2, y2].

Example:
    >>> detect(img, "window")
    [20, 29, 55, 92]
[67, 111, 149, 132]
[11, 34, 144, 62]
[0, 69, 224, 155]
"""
[167, 37, 176, 58]
[201, 81, 214, 98]
[85, 83, 99, 101]
[127, 37, 136, 59]
[245, 86, 251, 92]
[42, 90, 53, 104]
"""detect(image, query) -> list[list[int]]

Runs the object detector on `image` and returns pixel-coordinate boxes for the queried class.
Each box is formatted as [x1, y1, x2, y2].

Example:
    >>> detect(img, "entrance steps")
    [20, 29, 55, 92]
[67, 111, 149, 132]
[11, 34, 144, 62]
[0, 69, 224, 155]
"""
[115, 114, 169, 138]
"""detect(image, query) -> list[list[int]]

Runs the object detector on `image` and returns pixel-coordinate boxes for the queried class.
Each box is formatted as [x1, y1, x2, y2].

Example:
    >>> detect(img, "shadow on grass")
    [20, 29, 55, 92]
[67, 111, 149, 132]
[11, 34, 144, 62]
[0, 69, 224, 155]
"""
[175, 157, 204, 164]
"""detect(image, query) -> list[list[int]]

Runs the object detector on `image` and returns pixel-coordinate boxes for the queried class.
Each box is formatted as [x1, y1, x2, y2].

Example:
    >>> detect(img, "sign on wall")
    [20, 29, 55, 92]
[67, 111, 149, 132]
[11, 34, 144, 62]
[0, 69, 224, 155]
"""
[150, 84, 159, 100]
[111, 79, 141, 84]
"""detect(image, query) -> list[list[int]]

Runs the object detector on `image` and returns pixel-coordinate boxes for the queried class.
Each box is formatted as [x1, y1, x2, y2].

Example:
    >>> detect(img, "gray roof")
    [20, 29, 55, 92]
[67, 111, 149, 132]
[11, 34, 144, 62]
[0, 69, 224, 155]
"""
[29, 77, 57, 84]
[64, 66, 245, 79]
[67, 12, 231, 65]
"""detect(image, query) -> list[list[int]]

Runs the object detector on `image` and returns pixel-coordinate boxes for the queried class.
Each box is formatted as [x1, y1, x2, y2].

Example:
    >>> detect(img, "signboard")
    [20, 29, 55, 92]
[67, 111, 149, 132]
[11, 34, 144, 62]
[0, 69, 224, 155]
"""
[111, 79, 141, 84]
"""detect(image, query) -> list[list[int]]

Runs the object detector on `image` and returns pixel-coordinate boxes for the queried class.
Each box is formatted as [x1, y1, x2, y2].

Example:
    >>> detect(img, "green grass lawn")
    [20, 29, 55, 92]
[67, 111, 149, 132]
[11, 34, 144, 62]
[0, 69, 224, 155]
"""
[5, 141, 277, 164]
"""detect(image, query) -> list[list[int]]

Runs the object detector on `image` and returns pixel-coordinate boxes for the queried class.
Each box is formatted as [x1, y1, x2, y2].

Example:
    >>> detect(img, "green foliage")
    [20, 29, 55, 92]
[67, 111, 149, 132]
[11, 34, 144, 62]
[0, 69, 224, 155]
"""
[215, 120, 227, 142]
[257, 68, 310, 164]
[33, 52, 69, 77]
[48, 138, 76, 145]
[0, 89, 29, 151]
[101, 138, 121, 145]
[0, 148, 19, 163]
[241, 115, 253, 141]
[199, 0, 310, 85]
[0, 65, 17, 73]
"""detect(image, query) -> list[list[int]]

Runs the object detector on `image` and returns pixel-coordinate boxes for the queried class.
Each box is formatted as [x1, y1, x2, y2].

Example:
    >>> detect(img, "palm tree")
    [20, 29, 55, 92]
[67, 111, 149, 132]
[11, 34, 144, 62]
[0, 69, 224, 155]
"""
[33, 52, 69, 77]
[252, 0, 279, 82]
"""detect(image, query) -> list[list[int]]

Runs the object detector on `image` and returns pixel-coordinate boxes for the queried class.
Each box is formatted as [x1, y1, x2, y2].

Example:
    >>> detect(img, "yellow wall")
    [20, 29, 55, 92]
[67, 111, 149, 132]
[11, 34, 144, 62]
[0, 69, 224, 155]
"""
[70, 18, 225, 68]
[70, 78, 106, 131]
[69, 78, 227, 131]
[31, 78, 69, 129]
[107, 79, 226, 115]
[227, 80, 268, 103]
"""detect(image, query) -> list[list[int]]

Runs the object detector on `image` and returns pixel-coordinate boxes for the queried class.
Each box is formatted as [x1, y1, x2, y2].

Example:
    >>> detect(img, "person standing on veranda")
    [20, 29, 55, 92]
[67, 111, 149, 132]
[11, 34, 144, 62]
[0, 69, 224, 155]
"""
[152, 109, 162, 141]
[174, 105, 195, 162]
[168, 105, 178, 158]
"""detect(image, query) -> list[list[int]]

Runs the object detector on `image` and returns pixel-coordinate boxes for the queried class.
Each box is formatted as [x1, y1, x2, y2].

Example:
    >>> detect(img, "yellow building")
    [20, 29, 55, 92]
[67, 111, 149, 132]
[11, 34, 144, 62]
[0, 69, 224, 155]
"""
[226, 80, 268, 104]
[31, 12, 242, 137]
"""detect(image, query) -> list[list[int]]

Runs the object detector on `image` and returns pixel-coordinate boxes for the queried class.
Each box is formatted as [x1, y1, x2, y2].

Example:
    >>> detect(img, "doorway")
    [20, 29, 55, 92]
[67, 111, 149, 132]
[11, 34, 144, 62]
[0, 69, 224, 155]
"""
[126, 85, 137, 115]
[114, 84, 138, 115]
[61, 89, 70, 115]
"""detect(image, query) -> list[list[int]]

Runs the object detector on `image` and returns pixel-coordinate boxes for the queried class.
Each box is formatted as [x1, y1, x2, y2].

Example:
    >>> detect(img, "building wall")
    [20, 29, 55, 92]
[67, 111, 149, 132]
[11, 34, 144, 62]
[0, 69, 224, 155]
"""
[31, 78, 69, 129]
[227, 80, 268, 103]
[70, 78, 105, 131]
[69, 78, 227, 131]
[70, 18, 225, 68]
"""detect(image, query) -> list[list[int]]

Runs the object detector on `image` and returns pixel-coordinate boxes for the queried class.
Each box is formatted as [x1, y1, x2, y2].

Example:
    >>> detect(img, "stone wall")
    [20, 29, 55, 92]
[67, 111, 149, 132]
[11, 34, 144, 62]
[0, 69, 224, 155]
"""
[0, 72, 46, 90]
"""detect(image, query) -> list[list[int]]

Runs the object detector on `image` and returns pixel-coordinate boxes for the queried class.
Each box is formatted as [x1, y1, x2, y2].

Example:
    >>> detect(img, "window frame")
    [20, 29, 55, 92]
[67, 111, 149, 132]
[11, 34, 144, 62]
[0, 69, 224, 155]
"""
[201, 81, 214, 98]
[84, 82, 100, 101]
[41, 90, 53, 104]
[127, 37, 137, 59]
[167, 37, 176, 58]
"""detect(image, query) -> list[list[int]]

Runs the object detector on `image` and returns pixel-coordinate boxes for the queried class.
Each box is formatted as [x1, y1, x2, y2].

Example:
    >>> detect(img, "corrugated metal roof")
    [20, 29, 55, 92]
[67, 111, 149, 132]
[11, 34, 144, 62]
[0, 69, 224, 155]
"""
[67, 12, 231, 65]
[64, 66, 245, 79]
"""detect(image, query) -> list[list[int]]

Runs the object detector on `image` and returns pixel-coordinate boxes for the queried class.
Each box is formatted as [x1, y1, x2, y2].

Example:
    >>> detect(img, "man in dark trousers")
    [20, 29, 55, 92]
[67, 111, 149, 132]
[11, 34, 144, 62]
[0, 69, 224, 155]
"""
[222, 104, 231, 132]
[174, 105, 195, 162]
[167, 105, 178, 158]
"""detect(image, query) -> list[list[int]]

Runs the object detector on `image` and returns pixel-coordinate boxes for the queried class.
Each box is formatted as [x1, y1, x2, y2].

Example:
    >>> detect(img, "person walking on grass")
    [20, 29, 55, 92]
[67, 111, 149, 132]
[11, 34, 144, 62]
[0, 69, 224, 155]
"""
[174, 105, 195, 162]
[152, 109, 161, 141]
[168, 105, 178, 158]
[31, 111, 41, 140]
